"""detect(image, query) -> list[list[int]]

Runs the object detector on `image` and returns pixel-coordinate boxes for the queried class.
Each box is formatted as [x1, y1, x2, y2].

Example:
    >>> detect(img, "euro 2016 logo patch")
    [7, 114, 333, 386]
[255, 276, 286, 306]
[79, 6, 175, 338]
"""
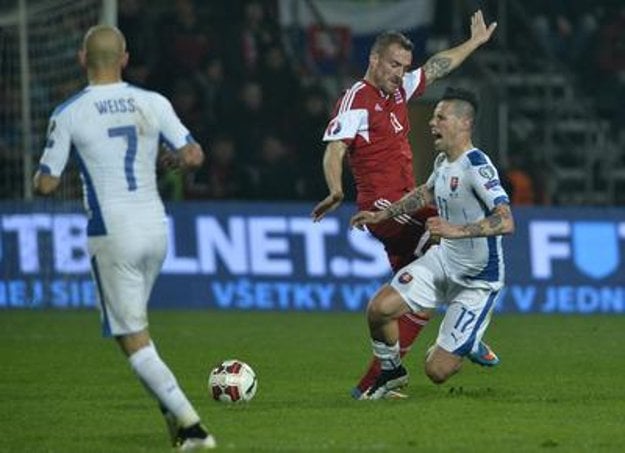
[326, 119, 342, 136]
[398, 272, 413, 284]
[450, 176, 459, 192]
[478, 165, 496, 180]
[479, 165, 499, 190]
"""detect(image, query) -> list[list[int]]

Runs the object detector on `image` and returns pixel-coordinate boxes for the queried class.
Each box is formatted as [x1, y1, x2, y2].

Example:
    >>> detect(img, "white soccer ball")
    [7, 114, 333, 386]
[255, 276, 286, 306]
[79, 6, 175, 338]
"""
[208, 359, 257, 403]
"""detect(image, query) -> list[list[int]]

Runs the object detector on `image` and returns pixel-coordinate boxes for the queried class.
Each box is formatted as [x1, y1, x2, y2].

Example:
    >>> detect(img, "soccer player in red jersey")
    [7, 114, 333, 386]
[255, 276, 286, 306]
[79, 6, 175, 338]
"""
[311, 10, 497, 398]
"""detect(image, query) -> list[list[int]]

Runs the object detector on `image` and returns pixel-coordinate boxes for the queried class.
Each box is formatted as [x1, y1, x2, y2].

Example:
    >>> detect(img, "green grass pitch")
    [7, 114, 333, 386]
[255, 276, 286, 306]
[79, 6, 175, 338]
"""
[1, 310, 624, 452]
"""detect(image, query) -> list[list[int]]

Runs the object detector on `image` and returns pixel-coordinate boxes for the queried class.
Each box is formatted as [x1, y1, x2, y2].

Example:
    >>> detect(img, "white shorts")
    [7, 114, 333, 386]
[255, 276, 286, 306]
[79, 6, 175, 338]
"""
[88, 227, 167, 337]
[391, 246, 501, 356]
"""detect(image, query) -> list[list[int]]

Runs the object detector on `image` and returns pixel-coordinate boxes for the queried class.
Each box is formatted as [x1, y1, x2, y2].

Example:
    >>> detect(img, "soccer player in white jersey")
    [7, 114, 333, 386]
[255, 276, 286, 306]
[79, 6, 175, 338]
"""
[350, 87, 515, 400]
[33, 25, 216, 451]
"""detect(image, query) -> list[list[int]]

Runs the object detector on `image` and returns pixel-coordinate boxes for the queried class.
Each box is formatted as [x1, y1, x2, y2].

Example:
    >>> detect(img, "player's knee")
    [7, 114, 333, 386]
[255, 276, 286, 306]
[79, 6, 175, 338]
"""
[425, 362, 450, 384]
[365, 299, 383, 324]
[367, 286, 406, 323]
[424, 350, 458, 384]
[366, 297, 395, 324]
[116, 330, 151, 357]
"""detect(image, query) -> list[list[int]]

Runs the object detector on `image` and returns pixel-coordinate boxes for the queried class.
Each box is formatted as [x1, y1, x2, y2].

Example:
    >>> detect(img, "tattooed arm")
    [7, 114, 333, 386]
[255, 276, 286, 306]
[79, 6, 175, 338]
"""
[422, 10, 497, 84]
[426, 204, 515, 239]
[350, 184, 434, 229]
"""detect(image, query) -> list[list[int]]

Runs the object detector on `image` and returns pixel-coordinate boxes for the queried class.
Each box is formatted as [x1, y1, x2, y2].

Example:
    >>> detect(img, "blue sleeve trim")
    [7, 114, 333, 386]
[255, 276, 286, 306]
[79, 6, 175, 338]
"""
[159, 133, 176, 151]
[185, 134, 196, 144]
[493, 196, 510, 206]
[38, 164, 52, 175]
[467, 150, 487, 166]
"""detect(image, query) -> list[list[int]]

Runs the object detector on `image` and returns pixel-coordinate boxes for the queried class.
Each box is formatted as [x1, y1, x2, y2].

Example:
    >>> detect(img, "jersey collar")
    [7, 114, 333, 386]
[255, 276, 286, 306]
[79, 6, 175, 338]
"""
[86, 81, 128, 90]
[362, 79, 390, 100]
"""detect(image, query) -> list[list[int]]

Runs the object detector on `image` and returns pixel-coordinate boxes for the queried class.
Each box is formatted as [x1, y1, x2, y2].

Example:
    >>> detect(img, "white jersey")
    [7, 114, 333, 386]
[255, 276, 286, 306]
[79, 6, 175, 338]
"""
[38, 82, 193, 236]
[426, 148, 510, 289]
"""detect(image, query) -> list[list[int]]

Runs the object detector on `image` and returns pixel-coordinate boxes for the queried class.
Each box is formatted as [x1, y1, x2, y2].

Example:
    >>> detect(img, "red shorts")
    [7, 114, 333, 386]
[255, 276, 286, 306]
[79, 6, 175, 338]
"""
[367, 205, 437, 273]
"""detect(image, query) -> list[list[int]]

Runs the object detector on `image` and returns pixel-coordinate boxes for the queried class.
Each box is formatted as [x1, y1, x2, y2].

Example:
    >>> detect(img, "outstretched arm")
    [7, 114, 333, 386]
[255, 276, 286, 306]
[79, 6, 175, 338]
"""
[311, 140, 348, 221]
[427, 203, 515, 239]
[422, 10, 497, 84]
[350, 184, 434, 229]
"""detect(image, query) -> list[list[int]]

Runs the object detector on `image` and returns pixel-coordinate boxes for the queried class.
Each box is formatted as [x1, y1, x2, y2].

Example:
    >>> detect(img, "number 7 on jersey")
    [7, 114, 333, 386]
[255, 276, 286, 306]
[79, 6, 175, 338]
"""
[108, 125, 138, 191]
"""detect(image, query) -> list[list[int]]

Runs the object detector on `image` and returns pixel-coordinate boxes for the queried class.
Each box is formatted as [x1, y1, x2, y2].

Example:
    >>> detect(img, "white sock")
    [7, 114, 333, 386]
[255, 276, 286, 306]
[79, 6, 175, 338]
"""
[129, 343, 200, 428]
[372, 340, 401, 370]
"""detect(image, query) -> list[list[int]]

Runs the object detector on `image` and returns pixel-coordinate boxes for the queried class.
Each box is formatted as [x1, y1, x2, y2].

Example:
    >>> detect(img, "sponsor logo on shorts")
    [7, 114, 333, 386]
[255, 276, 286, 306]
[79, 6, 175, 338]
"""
[398, 272, 413, 284]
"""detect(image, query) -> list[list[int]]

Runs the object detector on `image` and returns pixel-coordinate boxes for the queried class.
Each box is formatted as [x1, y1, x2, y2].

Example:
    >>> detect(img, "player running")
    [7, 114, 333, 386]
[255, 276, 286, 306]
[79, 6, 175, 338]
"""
[34, 25, 215, 451]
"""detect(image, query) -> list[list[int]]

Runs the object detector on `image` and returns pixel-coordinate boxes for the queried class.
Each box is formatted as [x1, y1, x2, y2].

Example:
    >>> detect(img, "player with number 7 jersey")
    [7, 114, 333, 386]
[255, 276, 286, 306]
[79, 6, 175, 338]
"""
[38, 83, 193, 236]
[34, 25, 215, 451]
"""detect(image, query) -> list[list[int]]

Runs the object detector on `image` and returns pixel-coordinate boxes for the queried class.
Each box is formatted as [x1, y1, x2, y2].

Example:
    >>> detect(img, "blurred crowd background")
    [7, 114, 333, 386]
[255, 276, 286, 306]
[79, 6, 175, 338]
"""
[1, 0, 624, 206]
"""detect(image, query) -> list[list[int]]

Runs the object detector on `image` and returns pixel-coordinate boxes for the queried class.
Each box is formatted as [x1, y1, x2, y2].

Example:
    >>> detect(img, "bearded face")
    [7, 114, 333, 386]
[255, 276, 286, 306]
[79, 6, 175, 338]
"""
[369, 43, 412, 95]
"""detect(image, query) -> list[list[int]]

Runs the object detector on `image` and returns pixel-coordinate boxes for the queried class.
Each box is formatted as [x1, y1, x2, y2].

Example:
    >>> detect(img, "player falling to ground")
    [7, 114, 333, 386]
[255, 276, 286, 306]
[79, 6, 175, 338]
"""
[33, 25, 215, 451]
[311, 10, 498, 399]
[350, 87, 514, 399]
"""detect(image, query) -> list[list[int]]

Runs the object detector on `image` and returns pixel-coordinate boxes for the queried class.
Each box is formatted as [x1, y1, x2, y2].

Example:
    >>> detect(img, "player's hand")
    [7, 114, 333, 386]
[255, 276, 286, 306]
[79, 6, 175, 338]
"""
[470, 10, 497, 46]
[311, 192, 344, 222]
[426, 216, 462, 239]
[350, 210, 385, 230]
[179, 143, 204, 170]
[158, 149, 180, 170]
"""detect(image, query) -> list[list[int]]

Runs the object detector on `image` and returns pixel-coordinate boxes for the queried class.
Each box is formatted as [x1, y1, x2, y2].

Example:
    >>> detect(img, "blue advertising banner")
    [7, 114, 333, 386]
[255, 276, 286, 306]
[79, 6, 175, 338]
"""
[0, 202, 623, 314]
[499, 207, 625, 314]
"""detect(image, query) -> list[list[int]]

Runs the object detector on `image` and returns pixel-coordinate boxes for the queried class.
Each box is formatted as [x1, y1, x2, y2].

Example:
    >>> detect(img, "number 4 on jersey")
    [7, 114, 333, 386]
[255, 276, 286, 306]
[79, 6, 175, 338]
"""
[389, 112, 404, 133]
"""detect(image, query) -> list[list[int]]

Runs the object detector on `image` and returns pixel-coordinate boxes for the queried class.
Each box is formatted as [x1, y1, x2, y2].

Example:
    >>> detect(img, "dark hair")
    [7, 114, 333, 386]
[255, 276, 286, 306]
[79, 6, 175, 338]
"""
[371, 31, 413, 55]
[440, 87, 479, 115]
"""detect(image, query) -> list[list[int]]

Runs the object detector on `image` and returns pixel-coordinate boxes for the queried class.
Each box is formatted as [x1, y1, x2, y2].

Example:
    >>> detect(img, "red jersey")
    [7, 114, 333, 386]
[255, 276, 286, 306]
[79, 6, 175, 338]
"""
[323, 68, 427, 210]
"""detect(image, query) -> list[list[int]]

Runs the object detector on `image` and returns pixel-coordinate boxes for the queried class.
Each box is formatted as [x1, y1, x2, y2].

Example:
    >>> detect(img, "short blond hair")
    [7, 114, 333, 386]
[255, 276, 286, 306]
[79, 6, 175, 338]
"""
[370, 31, 413, 56]
[82, 25, 126, 69]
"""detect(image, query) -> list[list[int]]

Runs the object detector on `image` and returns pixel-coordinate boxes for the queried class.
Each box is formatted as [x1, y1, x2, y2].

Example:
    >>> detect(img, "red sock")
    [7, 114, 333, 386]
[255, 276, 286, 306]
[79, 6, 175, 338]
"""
[355, 314, 428, 393]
